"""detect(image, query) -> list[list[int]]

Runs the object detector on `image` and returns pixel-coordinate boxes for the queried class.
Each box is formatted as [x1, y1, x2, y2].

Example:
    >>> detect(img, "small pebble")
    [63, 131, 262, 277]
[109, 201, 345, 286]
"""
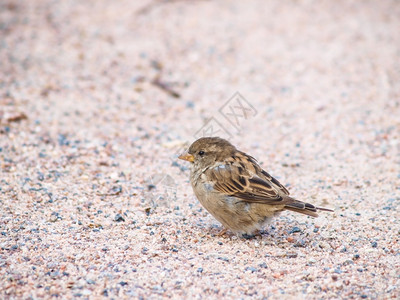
[289, 227, 301, 234]
[259, 262, 268, 269]
[114, 214, 125, 222]
[286, 252, 298, 258]
[218, 257, 229, 262]
[245, 266, 257, 273]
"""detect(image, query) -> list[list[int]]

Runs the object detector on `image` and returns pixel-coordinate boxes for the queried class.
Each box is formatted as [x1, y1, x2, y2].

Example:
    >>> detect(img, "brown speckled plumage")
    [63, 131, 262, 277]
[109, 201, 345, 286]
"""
[179, 137, 333, 235]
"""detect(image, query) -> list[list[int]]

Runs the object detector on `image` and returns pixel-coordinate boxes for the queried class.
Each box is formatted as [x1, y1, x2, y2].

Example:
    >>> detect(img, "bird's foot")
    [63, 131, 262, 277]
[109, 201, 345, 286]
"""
[216, 228, 228, 237]
[242, 233, 256, 240]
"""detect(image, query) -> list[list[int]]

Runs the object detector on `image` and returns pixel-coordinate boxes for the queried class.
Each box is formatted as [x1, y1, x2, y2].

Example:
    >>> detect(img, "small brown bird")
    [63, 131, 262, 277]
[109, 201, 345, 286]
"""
[179, 137, 333, 236]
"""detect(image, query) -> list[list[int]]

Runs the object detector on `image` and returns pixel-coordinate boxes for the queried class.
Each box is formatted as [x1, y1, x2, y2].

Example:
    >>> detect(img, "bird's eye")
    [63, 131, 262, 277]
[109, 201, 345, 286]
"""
[198, 150, 205, 156]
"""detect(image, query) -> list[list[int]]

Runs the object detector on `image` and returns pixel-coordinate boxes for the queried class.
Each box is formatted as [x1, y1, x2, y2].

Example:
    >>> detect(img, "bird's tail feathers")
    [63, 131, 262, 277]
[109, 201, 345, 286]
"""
[284, 200, 333, 218]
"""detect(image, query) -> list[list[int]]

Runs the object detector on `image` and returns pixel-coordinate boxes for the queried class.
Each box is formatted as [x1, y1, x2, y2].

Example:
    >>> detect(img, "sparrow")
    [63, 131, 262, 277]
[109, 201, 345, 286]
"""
[179, 137, 333, 236]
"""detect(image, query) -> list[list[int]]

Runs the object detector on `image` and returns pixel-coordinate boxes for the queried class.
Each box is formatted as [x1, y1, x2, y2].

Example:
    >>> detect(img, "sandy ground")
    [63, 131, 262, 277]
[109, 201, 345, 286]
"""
[1, 0, 400, 299]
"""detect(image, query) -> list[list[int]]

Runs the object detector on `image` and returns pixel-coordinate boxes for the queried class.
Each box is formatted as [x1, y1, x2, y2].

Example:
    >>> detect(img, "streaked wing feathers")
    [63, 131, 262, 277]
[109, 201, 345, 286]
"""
[205, 152, 287, 205]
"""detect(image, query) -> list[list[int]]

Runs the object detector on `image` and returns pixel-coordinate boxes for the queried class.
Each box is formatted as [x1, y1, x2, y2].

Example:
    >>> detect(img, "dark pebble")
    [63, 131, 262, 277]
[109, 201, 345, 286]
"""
[259, 262, 268, 268]
[289, 227, 301, 234]
[245, 266, 257, 273]
[58, 134, 70, 146]
[343, 260, 354, 266]
[37, 172, 45, 181]
[294, 239, 306, 247]
[114, 214, 125, 222]
[110, 186, 122, 195]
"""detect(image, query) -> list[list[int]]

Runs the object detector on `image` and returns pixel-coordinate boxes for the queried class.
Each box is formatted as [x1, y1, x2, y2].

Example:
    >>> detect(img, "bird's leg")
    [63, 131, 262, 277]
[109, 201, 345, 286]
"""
[242, 230, 261, 240]
[254, 229, 262, 236]
[216, 228, 228, 236]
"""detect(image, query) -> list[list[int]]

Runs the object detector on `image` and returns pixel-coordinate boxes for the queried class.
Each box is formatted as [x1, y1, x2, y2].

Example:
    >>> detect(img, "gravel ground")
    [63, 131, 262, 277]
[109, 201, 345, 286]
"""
[1, 0, 399, 299]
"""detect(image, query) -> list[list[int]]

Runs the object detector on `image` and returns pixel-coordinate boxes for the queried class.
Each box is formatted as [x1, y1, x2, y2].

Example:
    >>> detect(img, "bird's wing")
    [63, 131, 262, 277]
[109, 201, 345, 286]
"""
[204, 151, 332, 217]
[204, 152, 290, 205]
[258, 169, 290, 195]
[237, 151, 290, 195]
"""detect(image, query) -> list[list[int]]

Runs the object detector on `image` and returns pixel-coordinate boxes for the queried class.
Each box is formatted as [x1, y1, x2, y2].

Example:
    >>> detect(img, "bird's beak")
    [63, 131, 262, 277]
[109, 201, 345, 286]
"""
[178, 153, 194, 163]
